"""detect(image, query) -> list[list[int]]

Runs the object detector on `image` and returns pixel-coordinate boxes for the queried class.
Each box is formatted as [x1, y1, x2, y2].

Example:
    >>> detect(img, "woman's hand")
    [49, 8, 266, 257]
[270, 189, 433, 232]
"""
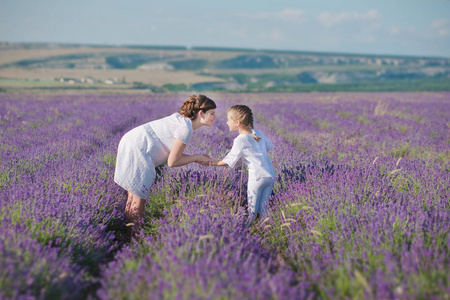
[168, 139, 215, 167]
[196, 154, 214, 166]
[196, 157, 229, 167]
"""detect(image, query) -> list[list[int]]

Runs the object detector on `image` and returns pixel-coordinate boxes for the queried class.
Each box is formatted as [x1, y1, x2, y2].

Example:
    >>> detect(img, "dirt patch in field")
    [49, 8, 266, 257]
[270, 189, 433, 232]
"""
[0, 47, 241, 66]
[0, 68, 224, 86]
[0, 47, 189, 65]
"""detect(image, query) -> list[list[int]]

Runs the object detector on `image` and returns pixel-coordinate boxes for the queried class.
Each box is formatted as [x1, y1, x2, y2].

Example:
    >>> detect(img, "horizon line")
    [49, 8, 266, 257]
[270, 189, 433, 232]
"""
[1, 41, 449, 60]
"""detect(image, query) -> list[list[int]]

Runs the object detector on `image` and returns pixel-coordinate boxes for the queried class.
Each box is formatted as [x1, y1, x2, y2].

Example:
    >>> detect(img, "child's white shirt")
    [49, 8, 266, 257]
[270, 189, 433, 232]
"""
[222, 129, 275, 180]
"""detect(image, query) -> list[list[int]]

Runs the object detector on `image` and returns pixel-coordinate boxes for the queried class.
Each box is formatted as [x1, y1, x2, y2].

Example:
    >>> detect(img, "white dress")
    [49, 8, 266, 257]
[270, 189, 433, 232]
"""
[222, 129, 275, 180]
[114, 113, 193, 198]
[222, 129, 276, 218]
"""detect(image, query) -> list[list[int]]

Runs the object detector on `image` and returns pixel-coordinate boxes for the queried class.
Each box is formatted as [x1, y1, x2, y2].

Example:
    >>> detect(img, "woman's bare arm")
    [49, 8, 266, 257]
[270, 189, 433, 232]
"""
[167, 139, 212, 167]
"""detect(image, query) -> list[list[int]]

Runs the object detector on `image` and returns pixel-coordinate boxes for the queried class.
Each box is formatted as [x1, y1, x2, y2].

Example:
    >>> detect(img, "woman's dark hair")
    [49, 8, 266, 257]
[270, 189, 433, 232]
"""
[180, 94, 217, 120]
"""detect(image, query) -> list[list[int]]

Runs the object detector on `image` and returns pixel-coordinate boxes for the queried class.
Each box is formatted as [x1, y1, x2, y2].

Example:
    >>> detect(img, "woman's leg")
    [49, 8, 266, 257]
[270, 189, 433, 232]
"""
[125, 192, 146, 238]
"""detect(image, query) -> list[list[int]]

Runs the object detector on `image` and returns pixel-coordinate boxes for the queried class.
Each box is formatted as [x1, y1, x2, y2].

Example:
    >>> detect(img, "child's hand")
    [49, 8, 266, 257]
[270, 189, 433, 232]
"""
[196, 154, 214, 166]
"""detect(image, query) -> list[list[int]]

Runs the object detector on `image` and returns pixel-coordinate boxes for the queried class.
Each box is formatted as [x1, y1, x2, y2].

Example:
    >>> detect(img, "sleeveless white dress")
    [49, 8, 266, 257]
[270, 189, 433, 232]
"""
[114, 113, 193, 198]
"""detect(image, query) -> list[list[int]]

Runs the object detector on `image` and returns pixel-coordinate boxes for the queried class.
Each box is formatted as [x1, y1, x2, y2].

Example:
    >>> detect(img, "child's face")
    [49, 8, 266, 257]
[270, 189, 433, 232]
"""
[226, 111, 239, 132]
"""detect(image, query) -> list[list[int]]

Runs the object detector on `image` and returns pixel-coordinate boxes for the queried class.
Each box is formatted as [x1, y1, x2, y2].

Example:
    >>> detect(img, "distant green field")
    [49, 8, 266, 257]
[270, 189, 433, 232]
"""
[0, 43, 449, 93]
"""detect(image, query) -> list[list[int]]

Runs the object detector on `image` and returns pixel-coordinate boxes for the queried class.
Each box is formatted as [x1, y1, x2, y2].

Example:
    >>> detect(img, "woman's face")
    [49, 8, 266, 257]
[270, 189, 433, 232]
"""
[201, 109, 216, 127]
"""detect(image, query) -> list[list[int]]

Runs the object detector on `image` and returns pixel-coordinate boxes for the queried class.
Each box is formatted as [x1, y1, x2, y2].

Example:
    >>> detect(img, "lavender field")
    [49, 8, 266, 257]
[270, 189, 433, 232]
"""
[1, 92, 449, 299]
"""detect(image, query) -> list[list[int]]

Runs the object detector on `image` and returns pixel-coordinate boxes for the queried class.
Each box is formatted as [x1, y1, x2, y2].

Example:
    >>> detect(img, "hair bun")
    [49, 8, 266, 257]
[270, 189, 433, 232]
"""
[179, 94, 217, 120]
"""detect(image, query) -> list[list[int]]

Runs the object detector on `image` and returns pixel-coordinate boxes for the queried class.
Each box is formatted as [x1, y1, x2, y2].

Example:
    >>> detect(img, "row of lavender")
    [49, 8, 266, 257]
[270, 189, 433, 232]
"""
[1, 92, 449, 299]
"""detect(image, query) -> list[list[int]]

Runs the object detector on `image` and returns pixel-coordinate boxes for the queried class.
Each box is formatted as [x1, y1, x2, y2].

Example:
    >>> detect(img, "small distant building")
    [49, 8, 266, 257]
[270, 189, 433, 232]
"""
[81, 77, 96, 84]
[104, 77, 118, 85]
[57, 77, 80, 84]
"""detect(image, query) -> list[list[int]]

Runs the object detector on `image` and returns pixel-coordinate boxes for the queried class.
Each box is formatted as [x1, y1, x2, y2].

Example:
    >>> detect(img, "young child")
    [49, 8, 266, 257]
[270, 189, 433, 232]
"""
[210, 105, 275, 223]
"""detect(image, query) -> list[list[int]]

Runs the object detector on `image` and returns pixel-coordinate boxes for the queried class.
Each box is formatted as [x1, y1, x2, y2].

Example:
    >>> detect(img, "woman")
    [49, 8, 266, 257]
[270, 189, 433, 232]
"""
[114, 94, 216, 236]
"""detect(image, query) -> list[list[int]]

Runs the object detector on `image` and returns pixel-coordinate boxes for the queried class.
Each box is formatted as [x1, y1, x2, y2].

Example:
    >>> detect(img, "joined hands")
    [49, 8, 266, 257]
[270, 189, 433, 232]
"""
[196, 154, 214, 166]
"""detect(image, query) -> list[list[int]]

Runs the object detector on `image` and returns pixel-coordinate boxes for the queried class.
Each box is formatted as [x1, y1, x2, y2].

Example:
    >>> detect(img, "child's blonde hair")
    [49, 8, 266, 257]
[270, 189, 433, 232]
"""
[228, 105, 261, 141]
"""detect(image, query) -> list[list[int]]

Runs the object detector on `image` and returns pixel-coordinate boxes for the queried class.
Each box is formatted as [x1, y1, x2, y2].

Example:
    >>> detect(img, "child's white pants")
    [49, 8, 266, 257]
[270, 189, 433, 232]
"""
[247, 176, 274, 219]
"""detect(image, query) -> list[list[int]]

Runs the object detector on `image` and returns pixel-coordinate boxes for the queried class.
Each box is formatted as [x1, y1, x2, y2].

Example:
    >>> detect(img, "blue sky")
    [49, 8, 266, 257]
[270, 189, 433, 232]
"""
[1, 0, 449, 58]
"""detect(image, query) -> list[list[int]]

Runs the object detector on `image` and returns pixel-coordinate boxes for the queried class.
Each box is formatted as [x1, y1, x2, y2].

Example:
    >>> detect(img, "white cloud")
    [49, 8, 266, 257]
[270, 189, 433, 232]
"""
[237, 8, 306, 23]
[259, 29, 283, 41]
[384, 19, 450, 40]
[274, 8, 306, 22]
[233, 27, 248, 39]
[437, 29, 448, 36]
[388, 26, 401, 35]
[431, 19, 449, 36]
[318, 9, 381, 28]
[431, 19, 449, 28]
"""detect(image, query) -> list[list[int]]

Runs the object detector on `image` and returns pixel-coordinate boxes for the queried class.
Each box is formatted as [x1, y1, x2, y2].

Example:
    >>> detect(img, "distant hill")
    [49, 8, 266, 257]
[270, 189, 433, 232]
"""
[0, 42, 449, 93]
